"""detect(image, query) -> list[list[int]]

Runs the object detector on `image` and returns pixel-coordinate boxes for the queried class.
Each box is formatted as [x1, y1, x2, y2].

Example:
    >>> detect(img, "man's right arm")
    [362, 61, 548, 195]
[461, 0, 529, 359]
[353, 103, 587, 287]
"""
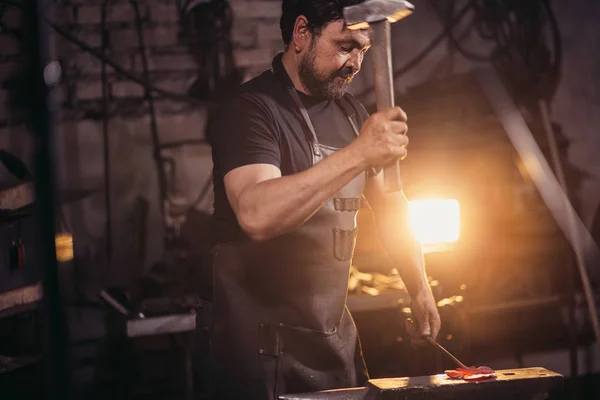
[213, 96, 409, 242]
[224, 145, 367, 241]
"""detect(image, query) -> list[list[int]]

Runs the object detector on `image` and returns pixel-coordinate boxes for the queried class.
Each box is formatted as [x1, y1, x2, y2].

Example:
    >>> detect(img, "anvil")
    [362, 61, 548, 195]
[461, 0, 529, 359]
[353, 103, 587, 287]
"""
[280, 367, 563, 400]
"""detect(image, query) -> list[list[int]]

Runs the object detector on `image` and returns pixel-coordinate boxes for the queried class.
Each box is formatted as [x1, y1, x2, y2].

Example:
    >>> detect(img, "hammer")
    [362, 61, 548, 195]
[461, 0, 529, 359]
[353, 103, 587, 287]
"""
[344, 0, 414, 192]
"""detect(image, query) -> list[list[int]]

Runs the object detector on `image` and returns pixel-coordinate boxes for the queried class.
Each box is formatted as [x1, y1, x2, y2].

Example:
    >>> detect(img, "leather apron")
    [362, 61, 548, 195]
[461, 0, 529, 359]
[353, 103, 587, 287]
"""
[211, 67, 369, 400]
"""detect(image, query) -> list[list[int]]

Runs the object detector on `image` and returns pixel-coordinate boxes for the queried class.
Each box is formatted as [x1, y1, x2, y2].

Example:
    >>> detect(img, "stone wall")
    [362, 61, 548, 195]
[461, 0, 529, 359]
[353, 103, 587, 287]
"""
[230, 0, 284, 77]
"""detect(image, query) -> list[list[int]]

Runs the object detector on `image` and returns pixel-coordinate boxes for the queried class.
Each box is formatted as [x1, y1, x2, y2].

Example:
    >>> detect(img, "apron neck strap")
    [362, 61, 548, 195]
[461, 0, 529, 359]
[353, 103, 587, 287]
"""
[287, 87, 322, 157]
[335, 96, 361, 138]
[272, 53, 321, 156]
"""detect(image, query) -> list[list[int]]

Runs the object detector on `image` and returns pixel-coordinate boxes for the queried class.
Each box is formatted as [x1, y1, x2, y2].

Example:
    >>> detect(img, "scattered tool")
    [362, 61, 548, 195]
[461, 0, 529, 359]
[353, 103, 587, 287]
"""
[344, 0, 414, 193]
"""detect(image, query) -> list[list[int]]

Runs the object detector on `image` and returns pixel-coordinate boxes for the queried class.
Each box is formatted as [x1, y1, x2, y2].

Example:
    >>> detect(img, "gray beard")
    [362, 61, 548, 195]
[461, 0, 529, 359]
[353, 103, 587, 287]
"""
[298, 47, 353, 100]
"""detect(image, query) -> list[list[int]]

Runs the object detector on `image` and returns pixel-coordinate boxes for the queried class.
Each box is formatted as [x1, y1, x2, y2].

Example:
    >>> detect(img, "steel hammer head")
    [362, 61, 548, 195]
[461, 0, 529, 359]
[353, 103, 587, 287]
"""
[344, 0, 414, 30]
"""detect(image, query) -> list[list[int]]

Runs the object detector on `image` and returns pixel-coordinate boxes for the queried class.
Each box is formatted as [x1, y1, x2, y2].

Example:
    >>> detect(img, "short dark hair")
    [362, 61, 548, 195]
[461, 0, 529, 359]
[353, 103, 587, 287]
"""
[280, 0, 366, 46]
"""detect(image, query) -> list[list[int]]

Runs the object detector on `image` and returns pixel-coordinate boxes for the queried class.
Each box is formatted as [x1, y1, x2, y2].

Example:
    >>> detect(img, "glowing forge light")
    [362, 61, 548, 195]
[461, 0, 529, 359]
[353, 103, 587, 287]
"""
[408, 199, 460, 252]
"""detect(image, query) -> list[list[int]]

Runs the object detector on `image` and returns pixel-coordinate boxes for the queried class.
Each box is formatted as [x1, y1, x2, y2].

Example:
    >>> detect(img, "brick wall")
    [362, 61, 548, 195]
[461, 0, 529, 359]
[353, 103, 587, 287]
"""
[57, 0, 196, 119]
[230, 0, 284, 78]
[0, 0, 285, 287]
[0, 0, 284, 126]
[0, 4, 24, 128]
[58, 0, 283, 120]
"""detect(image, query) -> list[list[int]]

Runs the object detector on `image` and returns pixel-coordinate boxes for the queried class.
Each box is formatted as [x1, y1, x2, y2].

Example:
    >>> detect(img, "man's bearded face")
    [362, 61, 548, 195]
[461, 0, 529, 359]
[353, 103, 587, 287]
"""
[298, 36, 357, 99]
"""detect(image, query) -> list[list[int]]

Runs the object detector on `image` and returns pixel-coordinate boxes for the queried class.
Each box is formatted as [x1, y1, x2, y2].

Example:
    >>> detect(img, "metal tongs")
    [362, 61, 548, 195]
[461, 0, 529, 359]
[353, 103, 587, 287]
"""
[424, 336, 468, 369]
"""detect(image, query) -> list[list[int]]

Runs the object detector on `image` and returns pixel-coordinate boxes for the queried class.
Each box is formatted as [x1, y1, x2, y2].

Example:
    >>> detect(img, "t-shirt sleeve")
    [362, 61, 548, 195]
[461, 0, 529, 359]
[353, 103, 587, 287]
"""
[208, 94, 281, 176]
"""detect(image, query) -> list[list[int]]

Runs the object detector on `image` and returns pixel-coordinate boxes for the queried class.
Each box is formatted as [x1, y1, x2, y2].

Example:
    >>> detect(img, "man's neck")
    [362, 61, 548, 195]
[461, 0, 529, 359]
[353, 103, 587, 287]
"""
[281, 50, 311, 96]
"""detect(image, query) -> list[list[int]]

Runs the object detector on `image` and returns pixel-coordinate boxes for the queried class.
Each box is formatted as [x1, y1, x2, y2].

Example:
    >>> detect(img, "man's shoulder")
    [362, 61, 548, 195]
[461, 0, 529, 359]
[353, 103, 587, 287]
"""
[236, 69, 283, 102]
[215, 69, 285, 115]
[239, 68, 275, 90]
[208, 71, 283, 142]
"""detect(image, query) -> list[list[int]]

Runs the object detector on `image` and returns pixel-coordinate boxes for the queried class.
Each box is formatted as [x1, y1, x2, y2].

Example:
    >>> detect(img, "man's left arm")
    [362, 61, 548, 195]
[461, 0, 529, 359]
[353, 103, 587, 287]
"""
[363, 172, 441, 342]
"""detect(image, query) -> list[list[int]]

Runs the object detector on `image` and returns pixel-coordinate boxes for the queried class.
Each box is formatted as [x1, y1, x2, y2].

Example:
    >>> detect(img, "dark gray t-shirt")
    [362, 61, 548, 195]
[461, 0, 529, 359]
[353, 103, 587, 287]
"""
[208, 55, 369, 244]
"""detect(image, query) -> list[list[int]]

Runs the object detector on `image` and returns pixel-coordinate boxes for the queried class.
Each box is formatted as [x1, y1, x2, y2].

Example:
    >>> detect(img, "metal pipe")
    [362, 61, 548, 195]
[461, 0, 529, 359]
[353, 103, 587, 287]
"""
[130, 0, 169, 228]
[26, 0, 69, 398]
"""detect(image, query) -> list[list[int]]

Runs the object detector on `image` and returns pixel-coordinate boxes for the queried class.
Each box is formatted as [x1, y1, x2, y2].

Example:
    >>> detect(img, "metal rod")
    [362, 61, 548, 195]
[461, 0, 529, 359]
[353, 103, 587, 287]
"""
[539, 99, 600, 342]
[478, 68, 600, 343]
[424, 336, 468, 369]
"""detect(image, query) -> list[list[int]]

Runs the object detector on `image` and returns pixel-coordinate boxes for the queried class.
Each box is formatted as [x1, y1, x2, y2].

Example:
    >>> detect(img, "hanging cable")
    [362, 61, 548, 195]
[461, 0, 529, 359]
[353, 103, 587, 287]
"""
[356, 0, 477, 102]
[189, 172, 213, 213]
[0, 0, 213, 108]
[451, 0, 562, 102]
[356, 0, 563, 104]
[129, 0, 170, 237]
[428, 0, 494, 62]
[100, 0, 112, 270]
[536, 0, 563, 102]
[48, 19, 212, 108]
[181, 0, 243, 102]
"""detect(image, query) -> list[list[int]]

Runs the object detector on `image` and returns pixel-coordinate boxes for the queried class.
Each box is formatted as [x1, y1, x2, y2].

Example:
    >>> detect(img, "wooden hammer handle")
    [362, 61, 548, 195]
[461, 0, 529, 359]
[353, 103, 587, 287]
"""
[370, 21, 402, 192]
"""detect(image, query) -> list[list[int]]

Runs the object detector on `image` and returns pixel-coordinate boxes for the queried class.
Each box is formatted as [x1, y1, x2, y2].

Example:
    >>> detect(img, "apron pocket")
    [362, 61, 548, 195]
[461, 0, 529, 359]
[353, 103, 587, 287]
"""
[276, 324, 349, 396]
[332, 228, 358, 261]
[333, 197, 362, 212]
